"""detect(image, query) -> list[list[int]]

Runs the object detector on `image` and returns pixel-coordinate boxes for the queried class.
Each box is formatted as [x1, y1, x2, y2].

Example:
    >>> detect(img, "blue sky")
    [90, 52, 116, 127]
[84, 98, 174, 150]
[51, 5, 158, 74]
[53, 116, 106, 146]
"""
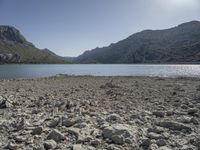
[0, 0, 199, 56]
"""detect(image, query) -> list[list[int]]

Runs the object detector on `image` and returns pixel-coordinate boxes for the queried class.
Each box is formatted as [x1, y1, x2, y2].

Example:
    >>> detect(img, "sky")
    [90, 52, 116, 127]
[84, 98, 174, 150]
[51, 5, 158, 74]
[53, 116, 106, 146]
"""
[0, 0, 200, 57]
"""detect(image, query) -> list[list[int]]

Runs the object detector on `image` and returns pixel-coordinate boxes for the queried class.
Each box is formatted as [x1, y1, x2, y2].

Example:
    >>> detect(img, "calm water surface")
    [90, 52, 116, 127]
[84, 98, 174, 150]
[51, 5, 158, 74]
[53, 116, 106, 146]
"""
[0, 64, 200, 79]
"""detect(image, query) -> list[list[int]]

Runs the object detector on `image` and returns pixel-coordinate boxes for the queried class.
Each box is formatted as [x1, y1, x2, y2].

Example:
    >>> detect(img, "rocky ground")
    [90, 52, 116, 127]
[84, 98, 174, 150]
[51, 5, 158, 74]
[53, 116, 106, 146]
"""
[0, 75, 200, 150]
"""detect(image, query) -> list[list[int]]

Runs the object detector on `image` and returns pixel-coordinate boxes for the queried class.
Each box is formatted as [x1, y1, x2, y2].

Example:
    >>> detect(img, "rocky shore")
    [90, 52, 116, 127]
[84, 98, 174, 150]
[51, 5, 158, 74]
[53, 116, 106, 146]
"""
[0, 76, 199, 150]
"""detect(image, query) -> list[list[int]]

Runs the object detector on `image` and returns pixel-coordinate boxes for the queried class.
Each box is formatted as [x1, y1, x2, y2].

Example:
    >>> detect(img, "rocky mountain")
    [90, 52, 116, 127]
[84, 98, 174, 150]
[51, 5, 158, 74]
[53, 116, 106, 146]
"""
[0, 25, 67, 64]
[75, 21, 200, 64]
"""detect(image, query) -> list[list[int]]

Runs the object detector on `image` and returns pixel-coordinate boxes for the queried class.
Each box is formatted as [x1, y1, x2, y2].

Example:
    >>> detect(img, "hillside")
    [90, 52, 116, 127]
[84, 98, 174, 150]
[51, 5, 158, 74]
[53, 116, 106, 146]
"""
[0, 26, 67, 64]
[75, 21, 200, 64]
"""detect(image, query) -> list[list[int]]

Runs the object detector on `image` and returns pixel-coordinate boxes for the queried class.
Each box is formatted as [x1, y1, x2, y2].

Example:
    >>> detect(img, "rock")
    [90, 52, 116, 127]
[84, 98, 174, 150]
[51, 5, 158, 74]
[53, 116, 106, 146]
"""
[47, 118, 60, 128]
[102, 124, 136, 145]
[147, 126, 164, 134]
[139, 138, 151, 147]
[32, 126, 43, 135]
[150, 143, 159, 150]
[13, 117, 26, 131]
[105, 113, 122, 122]
[156, 139, 167, 146]
[62, 116, 75, 127]
[152, 111, 165, 117]
[14, 136, 27, 142]
[156, 121, 192, 133]
[7, 140, 18, 150]
[181, 145, 194, 150]
[46, 129, 65, 142]
[191, 117, 199, 125]
[147, 132, 162, 140]
[159, 146, 172, 150]
[179, 116, 192, 124]
[73, 144, 86, 150]
[91, 139, 101, 147]
[188, 108, 198, 116]
[166, 111, 174, 116]
[0, 99, 12, 109]
[43, 140, 57, 150]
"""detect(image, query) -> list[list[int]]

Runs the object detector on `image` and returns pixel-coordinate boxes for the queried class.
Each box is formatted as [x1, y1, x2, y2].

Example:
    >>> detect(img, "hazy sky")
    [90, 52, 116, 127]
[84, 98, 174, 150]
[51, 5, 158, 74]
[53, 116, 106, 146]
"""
[0, 0, 200, 56]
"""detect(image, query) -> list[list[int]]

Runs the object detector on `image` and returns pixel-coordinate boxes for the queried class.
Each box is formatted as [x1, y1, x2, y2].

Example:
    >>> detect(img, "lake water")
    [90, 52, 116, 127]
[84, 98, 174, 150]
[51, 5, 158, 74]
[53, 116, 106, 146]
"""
[0, 64, 200, 79]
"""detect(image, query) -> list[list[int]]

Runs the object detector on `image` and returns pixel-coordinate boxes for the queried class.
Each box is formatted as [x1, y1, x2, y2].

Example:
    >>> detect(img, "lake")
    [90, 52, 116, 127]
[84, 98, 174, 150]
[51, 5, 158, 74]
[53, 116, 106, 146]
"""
[0, 64, 200, 79]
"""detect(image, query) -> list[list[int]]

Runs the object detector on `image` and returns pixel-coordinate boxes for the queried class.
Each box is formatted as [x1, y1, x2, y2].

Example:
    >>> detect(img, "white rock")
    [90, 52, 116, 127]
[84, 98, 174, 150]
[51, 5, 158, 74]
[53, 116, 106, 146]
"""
[73, 144, 86, 150]
[102, 124, 136, 144]
[43, 140, 57, 150]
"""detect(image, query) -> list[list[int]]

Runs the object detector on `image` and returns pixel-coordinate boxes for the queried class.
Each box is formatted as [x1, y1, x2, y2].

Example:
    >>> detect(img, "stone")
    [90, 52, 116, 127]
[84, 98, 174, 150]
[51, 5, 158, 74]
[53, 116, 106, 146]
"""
[14, 136, 27, 142]
[156, 139, 167, 146]
[166, 111, 174, 116]
[179, 116, 192, 124]
[147, 132, 162, 140]
[147, 126, 164, 134]
[47, 118, 60, 128]
[150, 143, 159, 150]
[7, 140, 18, 150]
[91, 139, 101, 147]
[0, 99, 12, 109]
[188, 108, 198, 116]
[152, 111, 165, 117]
[105, 113, 122, 122]
[139, 138, 151, 147]
[73, 144, 86, 150]
[102, 124, 135, 145]
[157, 121, 192, 133]
[191, 118, 199, 125]
[32, 126, 43, 135]
[43, 140, 57, 150]
[159, 146, 172, 150]
[46, 129, 65, 142]
[62, 116, 75, 127]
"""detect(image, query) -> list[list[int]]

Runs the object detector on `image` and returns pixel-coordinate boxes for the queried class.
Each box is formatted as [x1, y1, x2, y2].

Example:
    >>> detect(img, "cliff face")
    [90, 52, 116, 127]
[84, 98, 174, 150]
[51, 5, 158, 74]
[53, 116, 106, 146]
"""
[75, 21, 200, 64]
[0, 26, 67, 64]
[0, 53, 20, 63]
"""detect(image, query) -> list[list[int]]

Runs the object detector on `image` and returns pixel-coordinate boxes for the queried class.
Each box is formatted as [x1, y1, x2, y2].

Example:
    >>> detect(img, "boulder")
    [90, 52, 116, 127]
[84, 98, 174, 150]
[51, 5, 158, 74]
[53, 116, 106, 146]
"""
[46, 129, 65, 142]
[102, 124, 136, 145]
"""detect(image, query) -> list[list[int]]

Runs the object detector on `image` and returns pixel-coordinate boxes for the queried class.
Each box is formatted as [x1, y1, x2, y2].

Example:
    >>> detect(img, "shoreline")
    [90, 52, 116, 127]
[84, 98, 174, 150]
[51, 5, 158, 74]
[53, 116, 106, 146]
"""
[0, 76, 199, 149]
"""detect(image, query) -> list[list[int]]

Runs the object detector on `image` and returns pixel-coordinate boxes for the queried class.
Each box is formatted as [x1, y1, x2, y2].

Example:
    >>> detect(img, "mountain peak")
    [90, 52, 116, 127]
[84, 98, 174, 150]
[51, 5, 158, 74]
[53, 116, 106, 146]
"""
[0, 25, 28, 44]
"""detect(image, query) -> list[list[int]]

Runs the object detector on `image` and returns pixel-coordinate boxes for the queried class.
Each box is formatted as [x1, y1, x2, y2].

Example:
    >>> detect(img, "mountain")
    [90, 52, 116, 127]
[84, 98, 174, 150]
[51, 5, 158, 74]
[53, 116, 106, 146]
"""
[75, 21, 200, 64]
[0, 25, 68, 64]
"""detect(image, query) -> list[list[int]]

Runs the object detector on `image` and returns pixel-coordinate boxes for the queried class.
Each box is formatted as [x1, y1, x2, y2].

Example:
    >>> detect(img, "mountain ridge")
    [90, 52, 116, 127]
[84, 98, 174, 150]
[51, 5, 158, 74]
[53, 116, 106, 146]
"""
[75, 20, 200, 64]
[0, 25, 68, 64]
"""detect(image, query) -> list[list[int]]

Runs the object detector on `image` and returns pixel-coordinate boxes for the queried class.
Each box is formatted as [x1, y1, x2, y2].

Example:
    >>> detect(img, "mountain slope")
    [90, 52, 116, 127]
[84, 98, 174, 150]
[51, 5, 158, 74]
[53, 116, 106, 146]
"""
[0, 26, 67, 64]
[75, 21, 200, 63]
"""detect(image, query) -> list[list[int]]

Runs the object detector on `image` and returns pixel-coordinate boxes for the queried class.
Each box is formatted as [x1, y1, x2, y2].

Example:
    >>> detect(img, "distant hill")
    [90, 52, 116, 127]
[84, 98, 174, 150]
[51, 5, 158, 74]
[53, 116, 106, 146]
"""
[75, 21, 200, 64]
[0, 26, 68, 64]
